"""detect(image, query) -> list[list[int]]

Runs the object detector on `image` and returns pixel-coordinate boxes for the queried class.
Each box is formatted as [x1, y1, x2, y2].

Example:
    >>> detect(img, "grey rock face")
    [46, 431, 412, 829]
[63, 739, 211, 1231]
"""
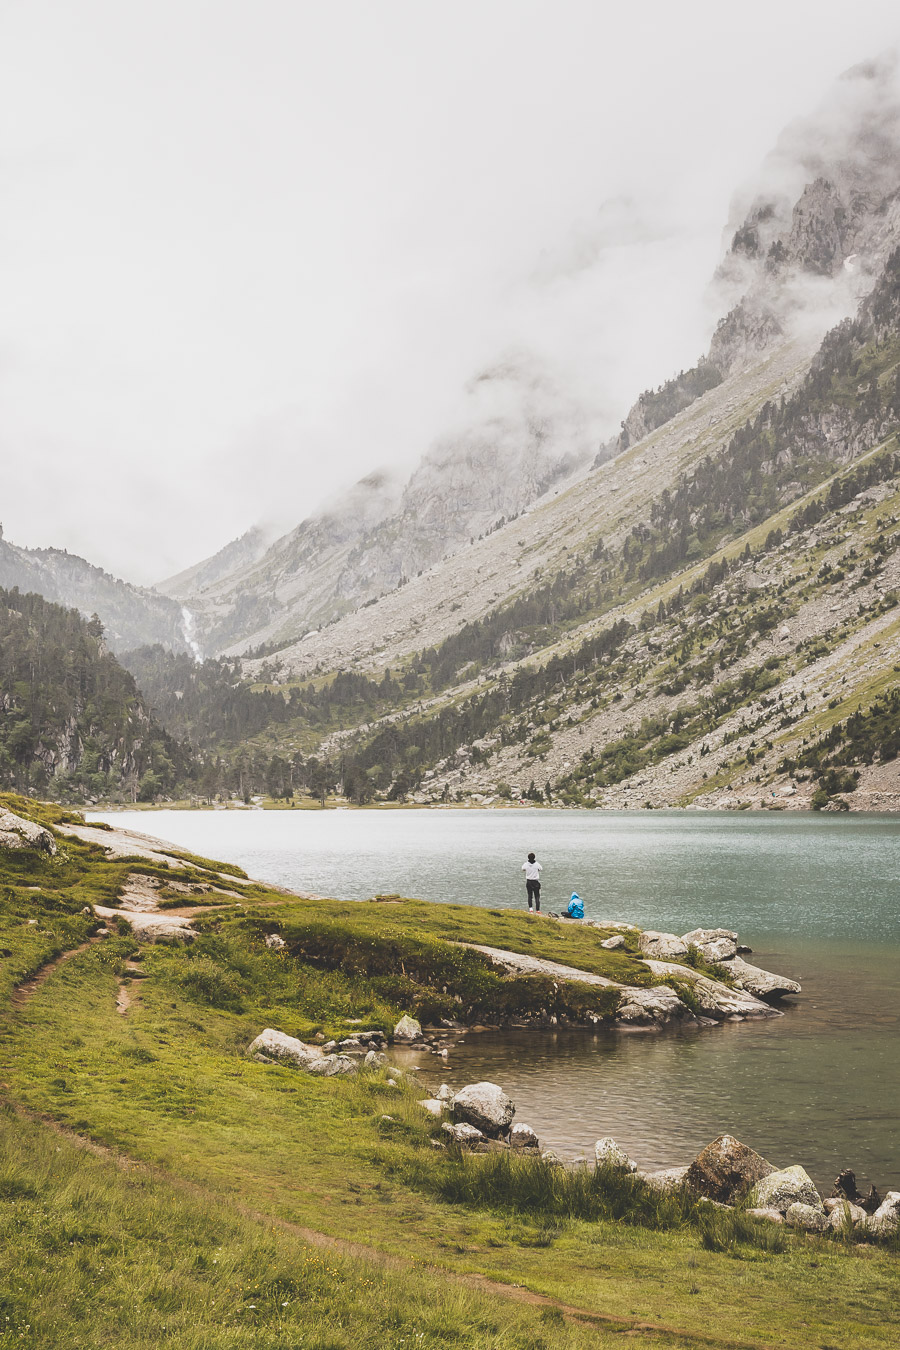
[0, 809, 57, 855]
[451, 1081, 515, 1138]
[685, 1134, 775, 1204]
[638, 931, 689, 960]
[748, 1165, 823, 1214]
[594, 1137, 637, 1172]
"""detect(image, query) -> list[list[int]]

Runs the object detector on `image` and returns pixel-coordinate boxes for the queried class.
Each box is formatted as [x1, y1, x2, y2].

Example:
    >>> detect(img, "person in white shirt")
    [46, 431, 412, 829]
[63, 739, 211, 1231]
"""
[522, 852, 543, 913]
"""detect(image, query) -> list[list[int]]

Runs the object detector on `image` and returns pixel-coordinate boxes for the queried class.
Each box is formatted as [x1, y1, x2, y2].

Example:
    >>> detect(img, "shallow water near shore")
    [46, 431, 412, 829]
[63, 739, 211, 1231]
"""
[94, 808, 900, 1191]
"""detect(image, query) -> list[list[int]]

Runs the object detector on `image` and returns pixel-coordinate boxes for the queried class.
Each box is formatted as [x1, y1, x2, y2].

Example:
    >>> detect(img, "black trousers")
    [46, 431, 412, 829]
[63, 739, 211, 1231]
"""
[526, 879, 541, 910]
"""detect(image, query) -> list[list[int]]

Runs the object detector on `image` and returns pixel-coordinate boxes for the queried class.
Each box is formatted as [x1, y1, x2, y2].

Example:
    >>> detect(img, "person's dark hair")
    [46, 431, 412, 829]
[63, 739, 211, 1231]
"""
[527, 852, 535, 862]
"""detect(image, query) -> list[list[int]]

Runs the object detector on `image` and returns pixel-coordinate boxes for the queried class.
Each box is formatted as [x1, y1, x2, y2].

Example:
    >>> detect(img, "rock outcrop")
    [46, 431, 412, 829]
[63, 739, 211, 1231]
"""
[684, 1134, 775, 1203]
[248, 1028, 358, 1077]
[0, 809, 56, 855]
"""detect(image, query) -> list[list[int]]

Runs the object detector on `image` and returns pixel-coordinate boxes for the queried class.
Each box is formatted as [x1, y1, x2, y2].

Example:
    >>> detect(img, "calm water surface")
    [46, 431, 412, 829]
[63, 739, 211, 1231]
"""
[94, 809, 900, 1189]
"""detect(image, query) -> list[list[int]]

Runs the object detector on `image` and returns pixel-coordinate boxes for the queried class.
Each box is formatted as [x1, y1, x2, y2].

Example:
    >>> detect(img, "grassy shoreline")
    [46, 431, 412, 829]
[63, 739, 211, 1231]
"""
[2, 793, 898, 1348]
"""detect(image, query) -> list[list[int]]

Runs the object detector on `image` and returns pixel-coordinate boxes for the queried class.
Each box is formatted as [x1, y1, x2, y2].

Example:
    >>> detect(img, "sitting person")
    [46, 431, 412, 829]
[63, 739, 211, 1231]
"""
[565, 892, 584, 920]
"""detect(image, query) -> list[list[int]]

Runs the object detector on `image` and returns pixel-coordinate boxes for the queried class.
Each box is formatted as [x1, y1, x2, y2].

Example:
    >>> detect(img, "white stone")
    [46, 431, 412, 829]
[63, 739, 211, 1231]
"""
[248, 1028, 324, 1069]
[748, 1165, 823, 1214]
[600, 935, 625, 950]
[594, 1137, 637, 1172]
[442, 1121, 485, 1146]
[418, 1098, 446, 1117]
[364, 1049, 387, 1067]
[436, 1083, 453, 1101]
[451, 1081, 515, 1136]
[393, 1014, 423, 1041]
[264, 933, 286, 950]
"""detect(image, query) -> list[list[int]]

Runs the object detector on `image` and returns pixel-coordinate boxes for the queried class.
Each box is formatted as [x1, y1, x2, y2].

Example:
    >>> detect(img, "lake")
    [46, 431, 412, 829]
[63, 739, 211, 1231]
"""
[92, 807, 900, 1191]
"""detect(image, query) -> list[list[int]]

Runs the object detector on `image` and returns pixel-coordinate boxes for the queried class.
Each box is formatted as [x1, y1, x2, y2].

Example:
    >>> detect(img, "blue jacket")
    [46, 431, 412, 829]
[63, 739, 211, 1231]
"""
[566, 893, 584, 919]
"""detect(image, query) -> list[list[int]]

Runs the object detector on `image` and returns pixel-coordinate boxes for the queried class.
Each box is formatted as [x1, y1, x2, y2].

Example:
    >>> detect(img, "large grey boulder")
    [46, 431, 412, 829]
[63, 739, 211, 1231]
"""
[639, 931, 689, 960]
[681, 928, 738, 962]
[721, 955, 800, 1000]
[600, 935, 625, 950]
[393, 1014, 422, 1041]
[866, 1191, 900, 1235]
[451, 1081, 515, 1137]
[786, 1202, 828, 1232]
[685, 1134, 775, 1203]
[594, 1137, 637, 1171]
[248, 1028, 324, 1068]
[748, 1165, 823, 1214]
[0, 808, 56, 855]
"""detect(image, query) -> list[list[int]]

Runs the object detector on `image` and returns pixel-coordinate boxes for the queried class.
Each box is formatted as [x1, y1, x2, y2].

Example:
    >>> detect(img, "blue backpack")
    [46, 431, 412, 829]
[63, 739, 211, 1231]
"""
[566, 892, 584, 919]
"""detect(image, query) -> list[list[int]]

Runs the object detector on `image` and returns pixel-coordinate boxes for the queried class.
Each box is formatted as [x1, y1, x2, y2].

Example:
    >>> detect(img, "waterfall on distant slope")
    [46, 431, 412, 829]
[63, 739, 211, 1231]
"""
[181, 606, 203, 662]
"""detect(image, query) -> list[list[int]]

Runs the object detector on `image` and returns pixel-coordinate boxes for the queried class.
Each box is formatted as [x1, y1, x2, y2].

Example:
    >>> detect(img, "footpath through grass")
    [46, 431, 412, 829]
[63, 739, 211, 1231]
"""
[1, 796, 899, 1348]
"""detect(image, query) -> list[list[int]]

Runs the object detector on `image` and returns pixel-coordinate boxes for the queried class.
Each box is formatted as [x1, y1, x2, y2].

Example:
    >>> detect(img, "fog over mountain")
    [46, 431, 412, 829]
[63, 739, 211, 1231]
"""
[1, 2, 897, 584]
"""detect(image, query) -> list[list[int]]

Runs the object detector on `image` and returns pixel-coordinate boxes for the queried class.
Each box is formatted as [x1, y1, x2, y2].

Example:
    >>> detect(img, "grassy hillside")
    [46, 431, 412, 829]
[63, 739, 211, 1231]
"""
[2, 798, 899, 1348]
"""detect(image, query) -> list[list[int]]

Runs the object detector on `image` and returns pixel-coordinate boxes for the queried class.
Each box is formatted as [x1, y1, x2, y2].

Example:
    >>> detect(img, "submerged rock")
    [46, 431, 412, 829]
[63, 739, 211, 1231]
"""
[685, 1134, 774, 1203]
[451, 1081, 515, 1137]
[748, 1165, 823, 1214]
[594, 1137, 638, 1172]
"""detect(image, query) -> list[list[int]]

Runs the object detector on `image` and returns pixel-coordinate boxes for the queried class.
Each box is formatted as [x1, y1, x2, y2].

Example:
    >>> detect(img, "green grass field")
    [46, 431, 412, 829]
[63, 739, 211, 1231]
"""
[2, 795, 899, 1349]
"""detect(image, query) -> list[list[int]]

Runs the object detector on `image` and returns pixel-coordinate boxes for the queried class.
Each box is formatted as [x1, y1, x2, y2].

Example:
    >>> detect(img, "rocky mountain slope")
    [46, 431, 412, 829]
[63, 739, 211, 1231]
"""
[176, 354, 596, 655]
[0, 530, 191, 656]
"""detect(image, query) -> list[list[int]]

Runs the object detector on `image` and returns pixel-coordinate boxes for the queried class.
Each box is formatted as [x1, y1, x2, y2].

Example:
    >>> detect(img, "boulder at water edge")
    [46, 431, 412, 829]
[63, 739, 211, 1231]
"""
[685, 1134, 775, 1203]
[681, 928, 738, 962]
[866, 1191, 900, 1234]
[510, 1123, 540, 1150]
[248, 1028, 357, 1077]
[638, 931, 689, 959]
[786, 1202, 828, 1232]
[639, 1166, 690, 1192]
[594, 1137, 638, 1172]
[393, 1014, 422, 1041]
[828, 1201, 868, 1231]
[451, 1082, 515, 1137]
[747, 1165, 823, 1214]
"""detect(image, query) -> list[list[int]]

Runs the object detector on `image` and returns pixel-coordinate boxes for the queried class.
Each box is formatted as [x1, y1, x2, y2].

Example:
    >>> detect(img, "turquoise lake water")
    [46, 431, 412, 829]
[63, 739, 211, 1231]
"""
[95, 808, 900, 1191]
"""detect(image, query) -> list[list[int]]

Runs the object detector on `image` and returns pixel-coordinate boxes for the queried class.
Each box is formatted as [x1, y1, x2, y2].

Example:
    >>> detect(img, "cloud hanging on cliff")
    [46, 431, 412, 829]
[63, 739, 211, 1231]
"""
[0, 0, 898, 583]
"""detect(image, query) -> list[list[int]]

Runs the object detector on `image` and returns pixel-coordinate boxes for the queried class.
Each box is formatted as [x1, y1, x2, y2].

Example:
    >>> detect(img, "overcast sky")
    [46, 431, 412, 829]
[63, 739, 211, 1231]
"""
[1, 1, 898, 584]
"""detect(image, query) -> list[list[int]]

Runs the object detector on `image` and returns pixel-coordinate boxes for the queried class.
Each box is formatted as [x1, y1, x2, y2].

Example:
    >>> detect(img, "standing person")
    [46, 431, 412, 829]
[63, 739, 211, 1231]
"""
[522, 852, 542, 913]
